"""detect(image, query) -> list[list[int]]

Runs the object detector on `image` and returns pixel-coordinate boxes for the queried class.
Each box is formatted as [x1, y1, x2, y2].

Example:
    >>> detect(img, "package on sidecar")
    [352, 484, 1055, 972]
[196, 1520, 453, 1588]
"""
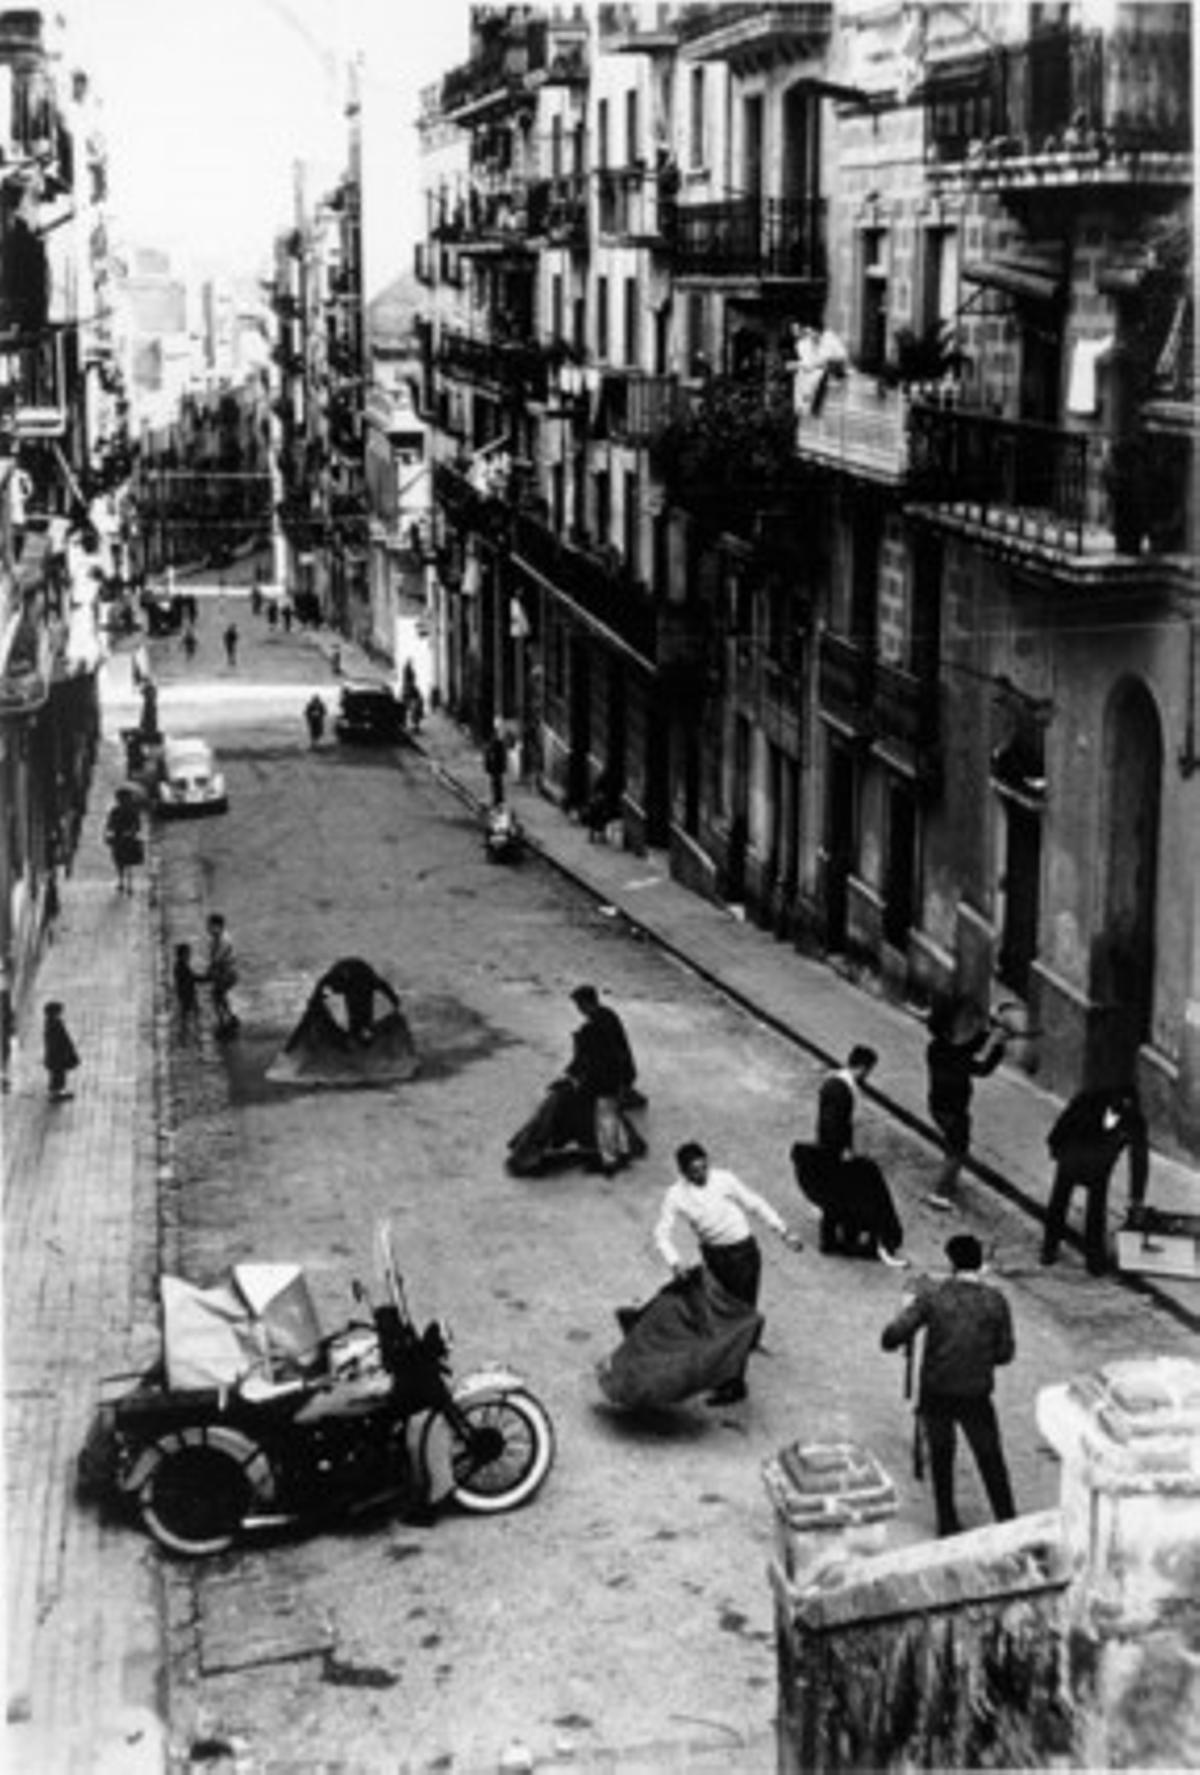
[78, 1264, 382, 1500]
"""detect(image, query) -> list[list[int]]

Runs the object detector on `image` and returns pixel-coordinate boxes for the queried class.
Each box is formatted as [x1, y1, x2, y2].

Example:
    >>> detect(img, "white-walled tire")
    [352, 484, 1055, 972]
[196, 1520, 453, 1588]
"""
[134, 1426, 271, 1556]
[431, 1388, 555, 1514]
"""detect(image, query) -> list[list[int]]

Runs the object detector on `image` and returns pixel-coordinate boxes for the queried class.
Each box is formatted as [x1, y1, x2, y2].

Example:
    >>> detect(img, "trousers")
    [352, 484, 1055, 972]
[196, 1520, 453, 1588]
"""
[1041, 1164, 1113, 1275]
[921, 1393, 1015, 1536]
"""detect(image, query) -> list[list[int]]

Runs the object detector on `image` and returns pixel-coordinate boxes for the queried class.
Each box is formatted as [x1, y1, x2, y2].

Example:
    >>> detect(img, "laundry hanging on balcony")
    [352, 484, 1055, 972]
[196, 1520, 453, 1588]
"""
[1065, 334, 1114, 416]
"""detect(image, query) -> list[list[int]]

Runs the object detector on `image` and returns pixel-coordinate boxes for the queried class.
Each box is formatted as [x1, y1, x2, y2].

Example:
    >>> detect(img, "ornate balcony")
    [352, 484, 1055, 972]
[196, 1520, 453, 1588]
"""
[601, 372, 689, 446]
[436, 329, 548, 403]
[907, 400, 1103, 558]
[817, 631, 874, 739]
[512, 509, 658, 664]
[793, 368, 913, 485]
[675, 4, 832, 66]
[923, 25, 1192, 193]
[671, 196, 826, 285]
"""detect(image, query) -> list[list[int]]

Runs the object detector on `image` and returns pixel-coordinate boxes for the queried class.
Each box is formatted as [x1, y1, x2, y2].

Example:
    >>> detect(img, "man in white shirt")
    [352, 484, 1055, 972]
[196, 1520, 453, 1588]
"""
[654, 1142, 804, 1405]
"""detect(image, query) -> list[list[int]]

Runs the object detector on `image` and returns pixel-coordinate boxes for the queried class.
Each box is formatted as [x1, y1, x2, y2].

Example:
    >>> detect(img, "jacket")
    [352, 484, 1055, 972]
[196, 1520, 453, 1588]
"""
[881, 1275, 1014, 1403]
[926, 1030, 1003, 1119]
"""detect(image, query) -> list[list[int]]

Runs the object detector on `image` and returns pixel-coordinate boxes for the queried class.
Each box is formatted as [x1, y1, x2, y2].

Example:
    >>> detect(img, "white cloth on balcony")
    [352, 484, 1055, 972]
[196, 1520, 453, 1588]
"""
[1066, 334, 1114, 416]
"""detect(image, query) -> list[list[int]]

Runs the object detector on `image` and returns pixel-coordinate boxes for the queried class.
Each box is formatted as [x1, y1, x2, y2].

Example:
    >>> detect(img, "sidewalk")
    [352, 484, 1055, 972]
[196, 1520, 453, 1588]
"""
[401, 693, 1200, 1335]
[4, 664, 168, 1774]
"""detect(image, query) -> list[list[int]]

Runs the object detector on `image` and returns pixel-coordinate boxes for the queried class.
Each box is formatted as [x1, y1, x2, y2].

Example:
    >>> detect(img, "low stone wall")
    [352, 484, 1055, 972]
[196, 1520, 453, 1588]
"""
[773, 1512, 1071, 1772]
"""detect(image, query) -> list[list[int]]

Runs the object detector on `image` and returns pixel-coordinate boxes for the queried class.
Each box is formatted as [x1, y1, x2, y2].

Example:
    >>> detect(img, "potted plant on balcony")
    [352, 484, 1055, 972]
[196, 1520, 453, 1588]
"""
[649, 372, 795, 527]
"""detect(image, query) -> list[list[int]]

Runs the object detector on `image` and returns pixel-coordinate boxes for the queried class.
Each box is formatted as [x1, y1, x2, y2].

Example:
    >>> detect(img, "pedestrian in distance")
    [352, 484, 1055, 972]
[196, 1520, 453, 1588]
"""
[181, 624, 198, 662]
[881, 1233, 1017, 1538]
[654, 1141, 804, 1406]
[103, 786, 144, 895]
[483, 721, 508, 807]
[281, 601, 294, 633]
[222, 622, 239, 667]
[173, 943, 201, 1038]
[267, 600, 279, 631]
[923, 995, 1008, 1211]
[43, 1000, 80, 1101]
[1040, 1084, 1149, 1276]
[304, 693, 327, 748]
[202, 913, 240, 1038]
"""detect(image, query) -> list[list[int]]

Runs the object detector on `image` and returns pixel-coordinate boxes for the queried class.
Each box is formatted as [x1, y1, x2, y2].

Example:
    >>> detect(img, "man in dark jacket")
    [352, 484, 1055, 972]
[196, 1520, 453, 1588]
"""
[924, 998, 1007, 1210]
[1040, 1085, 1148, 1276]
[881, 1234, 1016, 1537]
[567, 985, 645, 1175]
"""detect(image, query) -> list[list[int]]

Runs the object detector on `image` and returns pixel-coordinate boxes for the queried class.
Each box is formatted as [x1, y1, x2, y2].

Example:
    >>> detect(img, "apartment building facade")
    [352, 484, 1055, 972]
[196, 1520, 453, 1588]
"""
[0, 6, 123, 1067]
[416, 1, 1197, 1155]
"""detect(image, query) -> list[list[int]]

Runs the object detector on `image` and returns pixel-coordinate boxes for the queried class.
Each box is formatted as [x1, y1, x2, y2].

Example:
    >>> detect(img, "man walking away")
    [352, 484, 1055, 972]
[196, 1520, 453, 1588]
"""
[924, 996, 1007, 1210]
[654, 1141, 804, 1405]
[881, 1234, 1016, 1537]
[1040, 1085, 1148, 1276]
[483, 721, 508, 807]
[223, 622, 239, 668]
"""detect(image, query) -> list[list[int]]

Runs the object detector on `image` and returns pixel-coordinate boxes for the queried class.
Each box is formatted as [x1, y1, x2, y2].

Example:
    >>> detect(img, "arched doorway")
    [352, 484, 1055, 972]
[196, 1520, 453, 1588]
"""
[1088, 678, 1162, 1088]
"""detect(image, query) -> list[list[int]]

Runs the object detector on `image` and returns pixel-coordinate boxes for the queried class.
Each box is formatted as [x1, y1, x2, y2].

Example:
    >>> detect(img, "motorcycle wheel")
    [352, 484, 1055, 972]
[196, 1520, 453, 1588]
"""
[138, 1443, 251, 1556]
[437, 1389, 555, 1515]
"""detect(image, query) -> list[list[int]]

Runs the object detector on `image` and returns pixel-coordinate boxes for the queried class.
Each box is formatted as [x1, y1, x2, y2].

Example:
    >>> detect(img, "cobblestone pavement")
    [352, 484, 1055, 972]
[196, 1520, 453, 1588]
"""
[6, 592, 1199, 1775]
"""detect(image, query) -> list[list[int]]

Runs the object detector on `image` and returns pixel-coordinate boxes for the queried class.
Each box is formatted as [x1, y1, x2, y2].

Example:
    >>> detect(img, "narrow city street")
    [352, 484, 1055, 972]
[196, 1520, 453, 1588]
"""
[124, 595, 1199, 1773]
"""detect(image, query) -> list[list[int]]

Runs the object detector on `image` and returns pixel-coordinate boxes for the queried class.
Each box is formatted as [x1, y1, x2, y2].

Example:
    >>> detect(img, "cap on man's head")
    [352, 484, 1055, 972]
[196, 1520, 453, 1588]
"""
[946, 1234, 984, 1272]
[571, 984, 598, 1008]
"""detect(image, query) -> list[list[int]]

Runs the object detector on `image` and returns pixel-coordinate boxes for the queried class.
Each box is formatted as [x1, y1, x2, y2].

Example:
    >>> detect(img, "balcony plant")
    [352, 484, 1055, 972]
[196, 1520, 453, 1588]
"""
[649, 371, 795, 525]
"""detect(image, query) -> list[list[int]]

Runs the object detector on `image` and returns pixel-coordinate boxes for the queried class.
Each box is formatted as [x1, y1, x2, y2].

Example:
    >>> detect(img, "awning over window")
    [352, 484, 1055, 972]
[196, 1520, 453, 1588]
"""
[961, 244, 1067, 306]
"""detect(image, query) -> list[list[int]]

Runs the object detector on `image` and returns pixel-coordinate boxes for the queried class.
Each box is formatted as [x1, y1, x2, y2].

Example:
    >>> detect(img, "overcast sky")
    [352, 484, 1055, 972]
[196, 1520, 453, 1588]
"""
[76, 0, 470, 294]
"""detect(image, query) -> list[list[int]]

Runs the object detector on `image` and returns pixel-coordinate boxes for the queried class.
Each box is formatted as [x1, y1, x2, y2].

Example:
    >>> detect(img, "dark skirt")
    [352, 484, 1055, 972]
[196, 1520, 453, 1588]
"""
[597, 1267, 764, 1411]
[701, 1236, 761, 1307]
[790, 1143, 904, 1255]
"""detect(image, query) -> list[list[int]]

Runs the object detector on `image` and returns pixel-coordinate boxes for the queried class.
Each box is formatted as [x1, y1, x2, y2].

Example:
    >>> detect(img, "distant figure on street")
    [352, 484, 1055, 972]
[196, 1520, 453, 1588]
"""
[484, 721, 508, 806]
[924, 996, 1007, 1210]
[304, 694, 327, 748]
[139, 680, 159, 741]
[401, 661, 424, 733]
[654, 1142, 804, 1406]
[173, 942, 202, 1038]
[1040, 1085, 1149, 1276]
[181, 624, 198, 662]
[43, 1000, 80, 1101]
[132, 640, 150, 689]
[310, 957, 400, 1046]
[250, 581, 264, 618]
[202, 913, 240, 1037]
[571, 984, 644, 1109]
[881, 1233, 1017, 1539]
[281, 601, 294, 633]
[223, 622, 239, 667]
[267, 600, 279, 630]
[104, 787, 143, 895]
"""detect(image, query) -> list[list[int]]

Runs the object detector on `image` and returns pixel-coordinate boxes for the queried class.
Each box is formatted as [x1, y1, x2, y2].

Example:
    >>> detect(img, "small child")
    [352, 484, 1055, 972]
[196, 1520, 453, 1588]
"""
[173, 943, 200, 1036]
[43, 1001, 80, 1101]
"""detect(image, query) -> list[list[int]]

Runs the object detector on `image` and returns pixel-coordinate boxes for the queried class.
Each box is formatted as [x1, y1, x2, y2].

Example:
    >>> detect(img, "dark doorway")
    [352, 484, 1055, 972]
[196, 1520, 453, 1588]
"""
[568, 638, 591, 808]
[882, 779, 917, 951]
[998, 800, 1042, 998]
[824, 738, 857, 951]
[1088, 679, 1162, 1087]
[726, 714, 751, 902]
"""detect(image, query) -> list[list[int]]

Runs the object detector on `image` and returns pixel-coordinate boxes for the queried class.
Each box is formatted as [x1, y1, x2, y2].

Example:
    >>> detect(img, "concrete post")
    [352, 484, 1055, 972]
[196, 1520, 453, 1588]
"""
[763, 1441, 897, 1773]
[1036, 1356, 1200, 1769]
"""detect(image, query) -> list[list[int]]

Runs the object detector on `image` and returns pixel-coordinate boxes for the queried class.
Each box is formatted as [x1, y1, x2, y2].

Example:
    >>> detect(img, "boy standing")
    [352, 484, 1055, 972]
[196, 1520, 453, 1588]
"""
[43, 1001, 80, 1100]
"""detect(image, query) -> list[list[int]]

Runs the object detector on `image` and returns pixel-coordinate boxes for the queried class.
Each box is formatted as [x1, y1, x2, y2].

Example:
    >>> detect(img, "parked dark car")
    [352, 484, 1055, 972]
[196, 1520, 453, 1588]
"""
[334, 682, 408, 746]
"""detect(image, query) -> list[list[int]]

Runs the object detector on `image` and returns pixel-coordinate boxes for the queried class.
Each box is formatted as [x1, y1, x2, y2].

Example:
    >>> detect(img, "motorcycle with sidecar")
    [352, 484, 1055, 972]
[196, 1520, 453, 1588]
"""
[78, 1230, 555, 1556]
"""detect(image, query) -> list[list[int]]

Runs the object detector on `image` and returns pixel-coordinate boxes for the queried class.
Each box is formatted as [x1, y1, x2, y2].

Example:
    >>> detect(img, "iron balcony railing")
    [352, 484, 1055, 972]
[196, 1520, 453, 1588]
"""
[674, 4, 832, 49]
[925, 26, 1191, 166]
[437, 330, 549, 403]
[907, 402, 1097, 553]
[670, 196, 827, 282]
[602, 372, 691, 445]
[512, 509, 658, 663]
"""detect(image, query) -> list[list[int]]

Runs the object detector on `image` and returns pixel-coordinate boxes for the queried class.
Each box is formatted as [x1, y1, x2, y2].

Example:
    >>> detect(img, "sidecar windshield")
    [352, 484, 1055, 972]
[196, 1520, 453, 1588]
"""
[162, 1264, 325, 1390]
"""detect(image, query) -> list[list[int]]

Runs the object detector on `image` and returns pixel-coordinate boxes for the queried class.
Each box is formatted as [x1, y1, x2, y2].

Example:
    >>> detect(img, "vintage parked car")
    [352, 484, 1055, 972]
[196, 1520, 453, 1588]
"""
[157, 737, 228, 816]
[334, 682, 408, 746]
